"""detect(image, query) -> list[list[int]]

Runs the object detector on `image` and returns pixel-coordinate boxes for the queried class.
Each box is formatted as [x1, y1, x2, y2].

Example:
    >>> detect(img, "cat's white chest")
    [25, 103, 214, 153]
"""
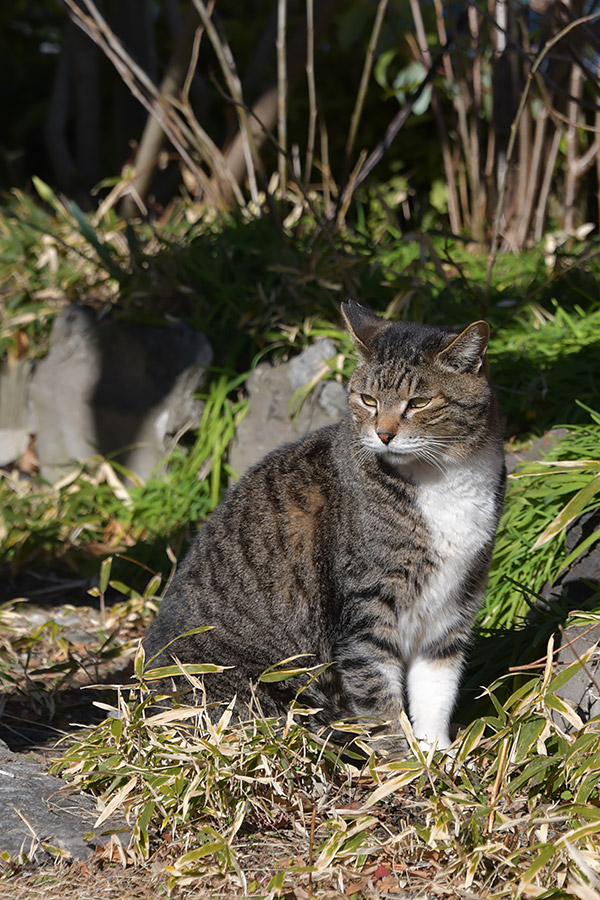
[417, 459, 498, 562]
[401, 446, 503, 651]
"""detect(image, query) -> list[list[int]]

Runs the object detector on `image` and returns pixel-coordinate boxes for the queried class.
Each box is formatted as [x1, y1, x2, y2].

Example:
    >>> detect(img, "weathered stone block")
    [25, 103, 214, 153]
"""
[0, 740, 130, 861]
[228, 339, 347, 478]
[29, 306, 213, 482]
[542, 510, 600, 723]
[0, 358, 32, 465]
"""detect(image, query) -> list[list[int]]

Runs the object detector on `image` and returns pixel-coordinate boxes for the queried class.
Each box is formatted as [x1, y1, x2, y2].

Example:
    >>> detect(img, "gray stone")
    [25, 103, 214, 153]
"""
[287, 339, 337, 392]
[505, 428, 570, 474]
[0, 358, 32, 466]
[29, 306, 213, 482]
[0, 359, 31, 429]
[0, 427, 29, 466]
[553, 622, 600, 722]
[541, 510, 600, 723]
[0, 742, 130, 861]
[228, 339, 347, 478]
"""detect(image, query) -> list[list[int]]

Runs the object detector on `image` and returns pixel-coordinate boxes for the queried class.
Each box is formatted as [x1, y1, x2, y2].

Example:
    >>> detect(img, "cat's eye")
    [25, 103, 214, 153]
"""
[408, 397, 431, 409]
[361, 393, 378, 408]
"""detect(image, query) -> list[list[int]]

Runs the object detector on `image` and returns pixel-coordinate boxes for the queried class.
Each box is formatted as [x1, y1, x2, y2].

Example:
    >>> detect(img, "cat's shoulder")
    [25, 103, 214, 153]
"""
[223, 421, 347, 507]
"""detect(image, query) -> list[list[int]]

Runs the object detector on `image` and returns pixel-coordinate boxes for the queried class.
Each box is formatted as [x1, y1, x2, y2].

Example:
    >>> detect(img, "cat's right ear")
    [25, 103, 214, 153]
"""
[341, 301, 387, 356]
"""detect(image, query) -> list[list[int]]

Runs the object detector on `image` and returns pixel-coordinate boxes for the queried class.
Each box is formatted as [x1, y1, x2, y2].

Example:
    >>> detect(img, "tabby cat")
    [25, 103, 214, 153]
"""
[144, 301, 506, 750]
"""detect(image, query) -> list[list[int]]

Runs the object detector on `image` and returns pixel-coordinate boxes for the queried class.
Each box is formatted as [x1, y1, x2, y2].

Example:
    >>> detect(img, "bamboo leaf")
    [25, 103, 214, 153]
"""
[520, 842, 556, 883]
[99, 556, 113, 594]
[547, 646, 597, 694]
[532, 473, 600, 549]
[94, 775, 137, 827]
[259, 666, 319, 683]
[455, 719, 486, 765]
[143, 662, 231, 680]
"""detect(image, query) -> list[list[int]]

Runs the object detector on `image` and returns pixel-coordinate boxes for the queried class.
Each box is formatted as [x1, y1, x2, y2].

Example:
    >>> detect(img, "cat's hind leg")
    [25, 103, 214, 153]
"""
[334, 632, 409, 750]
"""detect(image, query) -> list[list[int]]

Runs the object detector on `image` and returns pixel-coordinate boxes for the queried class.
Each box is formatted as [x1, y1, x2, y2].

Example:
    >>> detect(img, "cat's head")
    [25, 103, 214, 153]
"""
[341, 300, 497, 465]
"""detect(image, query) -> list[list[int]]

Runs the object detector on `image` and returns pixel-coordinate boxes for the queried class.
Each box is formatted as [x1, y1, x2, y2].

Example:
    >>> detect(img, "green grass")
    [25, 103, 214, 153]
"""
[485, 409, 600, 632]
[0, 370, 246, 572]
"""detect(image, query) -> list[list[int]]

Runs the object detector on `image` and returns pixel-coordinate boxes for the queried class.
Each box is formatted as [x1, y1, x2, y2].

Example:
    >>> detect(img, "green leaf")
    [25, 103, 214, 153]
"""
[455, 719, 486, 764]
[267, 870, 285, 892]
[143, 626, 214, 667]
[575, 773, 600, 804]
[67, 200, 125, 282]
[520, 842, 556, 883]
[143, 574, 162, 598]
[259, 666, 317, 683]
[99, 556, 113, 594]
[176, 840, 226, 866]
[532, 472, 600, 549]
[547, 653, 593, 695]
[392, 61, 432, 115]
[374, 48, 397, 90]
[506, 757, 558, 795]
[32, 176, 62, 212]
[513, 716, 547, 763]
[143, 662, 230, 680]
[136, 799, 155, 836]
[110, 717, 123, 741]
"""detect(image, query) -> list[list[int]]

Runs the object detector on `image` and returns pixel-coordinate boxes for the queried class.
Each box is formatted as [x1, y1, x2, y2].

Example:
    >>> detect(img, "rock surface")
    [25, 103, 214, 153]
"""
[505, 428, 570, 474]
[0, 739, 129, 861]
[29, 306, 213, 482]
[554, 622, 600, 721]
[0, 358, 31, 466]
[228, 339, 346, 478]
[542, 510, 600, 722]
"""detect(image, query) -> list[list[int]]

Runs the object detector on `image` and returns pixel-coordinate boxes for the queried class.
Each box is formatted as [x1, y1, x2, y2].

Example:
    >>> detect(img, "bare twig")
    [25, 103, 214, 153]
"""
[533, 125, 562, 243]
[319, 119, 335, 218]
[344, 0, 389, 167]
[191, 0, 260, 207]
[304, 0, 317, 187]
[408, 0, 461, 233]
[120, 3, 212, 218]
[63, 0, 231, 210]
[334, 46, 447, 218]
[485, 10, 600, 298]
[276, 0, 287, 197]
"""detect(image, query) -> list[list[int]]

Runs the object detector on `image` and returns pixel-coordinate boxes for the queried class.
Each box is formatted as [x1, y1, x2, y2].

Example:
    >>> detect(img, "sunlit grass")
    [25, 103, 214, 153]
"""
[46, 639, 600, 898]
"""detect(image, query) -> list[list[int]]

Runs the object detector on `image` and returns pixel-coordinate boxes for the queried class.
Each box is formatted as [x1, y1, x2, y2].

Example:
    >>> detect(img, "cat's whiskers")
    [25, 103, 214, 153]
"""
[412, 447, 449, 475]
[348, 439, 375, 467]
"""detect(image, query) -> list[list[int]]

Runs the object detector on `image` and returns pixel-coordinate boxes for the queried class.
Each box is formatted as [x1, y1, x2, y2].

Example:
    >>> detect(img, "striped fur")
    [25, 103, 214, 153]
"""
[144, 302, 505, 749]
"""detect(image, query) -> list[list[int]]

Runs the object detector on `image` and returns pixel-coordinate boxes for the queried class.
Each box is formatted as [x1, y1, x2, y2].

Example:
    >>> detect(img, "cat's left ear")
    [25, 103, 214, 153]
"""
[436, 321, 490, 375]
[341, 300, 387, 356]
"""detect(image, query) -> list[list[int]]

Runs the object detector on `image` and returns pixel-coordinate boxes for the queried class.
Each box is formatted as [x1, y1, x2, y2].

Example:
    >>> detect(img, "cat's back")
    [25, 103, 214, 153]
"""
[206, 420, 347, 548]
[144, 421, 350, 672]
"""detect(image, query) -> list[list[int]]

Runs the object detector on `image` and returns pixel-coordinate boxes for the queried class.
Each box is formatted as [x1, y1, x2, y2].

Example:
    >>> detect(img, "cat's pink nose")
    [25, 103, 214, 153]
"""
[377, 430, 394, 445]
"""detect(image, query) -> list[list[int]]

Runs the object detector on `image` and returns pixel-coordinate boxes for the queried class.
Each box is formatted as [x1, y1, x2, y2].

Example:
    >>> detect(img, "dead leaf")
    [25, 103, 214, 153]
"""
[374, 864, 392, 879]
[293, 888, 311, 900]
[18, 435, 38, 474]
[345, 878, 369, 896]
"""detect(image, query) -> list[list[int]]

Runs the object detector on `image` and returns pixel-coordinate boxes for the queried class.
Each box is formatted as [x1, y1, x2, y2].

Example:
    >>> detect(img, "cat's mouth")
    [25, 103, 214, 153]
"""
[365, 436, 418, 461]
[363, 434, 453, 470]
